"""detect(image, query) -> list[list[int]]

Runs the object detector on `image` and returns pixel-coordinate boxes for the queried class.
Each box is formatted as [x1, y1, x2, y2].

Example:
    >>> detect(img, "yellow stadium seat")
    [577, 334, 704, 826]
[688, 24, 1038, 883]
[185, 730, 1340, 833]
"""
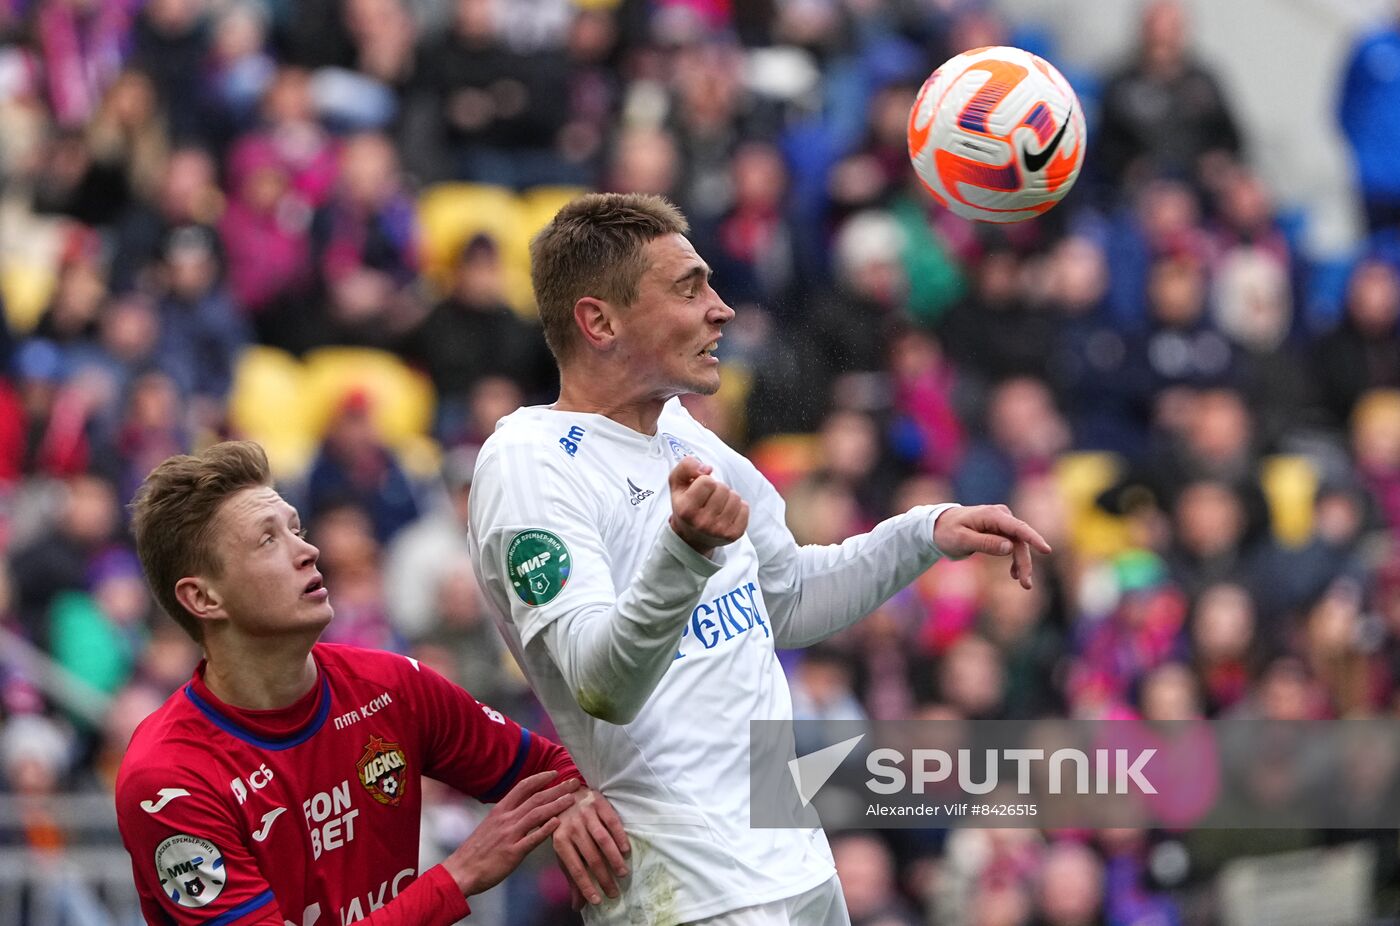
[228, 346, 316, 478]
[417, 182, 524, 299]
[1259, 454, 1317, 548]
[512, 186, 592, 317]
[301, 347, 437, 450]
[748, 433, 821, 495]
[519, 186, 590, 235]
[1054, 451, 1132, 559]
[716, 363, 751, 445]
[0, 261, 56, 334]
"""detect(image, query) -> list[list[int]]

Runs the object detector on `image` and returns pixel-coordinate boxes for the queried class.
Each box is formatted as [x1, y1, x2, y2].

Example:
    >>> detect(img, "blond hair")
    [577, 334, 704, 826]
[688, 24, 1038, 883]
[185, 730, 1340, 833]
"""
[129, 441, 273, 642]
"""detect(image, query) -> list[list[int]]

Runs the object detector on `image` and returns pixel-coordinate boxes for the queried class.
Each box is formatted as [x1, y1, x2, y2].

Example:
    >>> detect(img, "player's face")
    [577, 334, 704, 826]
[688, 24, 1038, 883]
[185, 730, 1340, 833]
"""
[205, 486, 332, 637]
[620, 234, 734, 399]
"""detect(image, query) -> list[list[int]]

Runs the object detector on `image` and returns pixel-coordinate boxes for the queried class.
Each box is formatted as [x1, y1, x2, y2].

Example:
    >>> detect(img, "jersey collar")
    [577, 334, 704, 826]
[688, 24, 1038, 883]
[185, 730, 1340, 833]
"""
[184, 658, 332, 750]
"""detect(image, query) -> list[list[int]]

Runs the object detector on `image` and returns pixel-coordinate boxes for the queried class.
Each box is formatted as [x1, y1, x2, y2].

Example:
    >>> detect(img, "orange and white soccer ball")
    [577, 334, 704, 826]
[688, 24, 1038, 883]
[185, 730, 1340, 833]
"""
[908, 46, 1086, 223]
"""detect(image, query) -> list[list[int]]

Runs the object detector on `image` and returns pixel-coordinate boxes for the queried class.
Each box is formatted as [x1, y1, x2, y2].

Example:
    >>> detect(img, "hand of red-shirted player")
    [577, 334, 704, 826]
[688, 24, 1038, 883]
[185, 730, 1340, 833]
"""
[443, 771, 582, 899]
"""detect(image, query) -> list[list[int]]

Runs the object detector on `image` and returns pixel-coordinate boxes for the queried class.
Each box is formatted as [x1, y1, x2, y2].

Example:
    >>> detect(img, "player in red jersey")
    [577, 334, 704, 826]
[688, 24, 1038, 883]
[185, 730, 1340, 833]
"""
[115, 441, 630, 926]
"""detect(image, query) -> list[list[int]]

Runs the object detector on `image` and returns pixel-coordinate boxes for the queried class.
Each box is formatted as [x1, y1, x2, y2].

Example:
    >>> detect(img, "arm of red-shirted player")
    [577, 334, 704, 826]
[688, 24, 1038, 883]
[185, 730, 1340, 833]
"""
[405, 653, 582, 795]
[117, 763, 481, 926]
[403, 655, 633, 908]
[116, 766, 285, 926]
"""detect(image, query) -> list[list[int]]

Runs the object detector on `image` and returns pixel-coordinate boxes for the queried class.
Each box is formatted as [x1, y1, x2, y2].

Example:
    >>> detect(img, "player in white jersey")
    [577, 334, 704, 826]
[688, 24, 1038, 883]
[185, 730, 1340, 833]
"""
[468, 193, 1051, 925]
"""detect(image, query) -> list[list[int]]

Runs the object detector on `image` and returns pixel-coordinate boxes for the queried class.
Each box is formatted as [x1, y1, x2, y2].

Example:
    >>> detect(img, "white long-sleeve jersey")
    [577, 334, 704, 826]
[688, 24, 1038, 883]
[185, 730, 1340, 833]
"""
[468, 399, 952, 924]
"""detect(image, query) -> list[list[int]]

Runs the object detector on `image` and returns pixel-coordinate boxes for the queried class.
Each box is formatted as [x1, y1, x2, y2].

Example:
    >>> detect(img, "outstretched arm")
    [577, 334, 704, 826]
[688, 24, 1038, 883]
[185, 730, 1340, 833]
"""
[729, 452, 1049, 648]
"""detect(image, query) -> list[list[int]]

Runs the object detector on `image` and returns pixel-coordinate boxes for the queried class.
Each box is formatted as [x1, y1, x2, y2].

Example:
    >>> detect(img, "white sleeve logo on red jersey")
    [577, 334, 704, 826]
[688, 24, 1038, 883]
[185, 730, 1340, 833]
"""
[139, 788, 191, 813]
[250, 806, 287, 842]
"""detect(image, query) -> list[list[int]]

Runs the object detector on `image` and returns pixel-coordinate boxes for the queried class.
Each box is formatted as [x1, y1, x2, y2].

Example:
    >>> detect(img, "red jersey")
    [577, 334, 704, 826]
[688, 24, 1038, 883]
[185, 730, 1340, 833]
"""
[115, 643, 579, 926]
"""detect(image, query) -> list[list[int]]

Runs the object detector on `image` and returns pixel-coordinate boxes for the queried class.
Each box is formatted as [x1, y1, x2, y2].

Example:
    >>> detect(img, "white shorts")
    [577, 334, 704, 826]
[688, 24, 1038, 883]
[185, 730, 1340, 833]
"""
[682, 876, 851, 926]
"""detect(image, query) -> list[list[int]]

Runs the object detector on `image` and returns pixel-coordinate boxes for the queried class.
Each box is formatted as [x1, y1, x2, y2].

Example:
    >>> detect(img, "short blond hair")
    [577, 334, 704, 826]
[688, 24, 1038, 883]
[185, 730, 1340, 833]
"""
[530, 192, 688, 364]
[129, 441, 273, 642]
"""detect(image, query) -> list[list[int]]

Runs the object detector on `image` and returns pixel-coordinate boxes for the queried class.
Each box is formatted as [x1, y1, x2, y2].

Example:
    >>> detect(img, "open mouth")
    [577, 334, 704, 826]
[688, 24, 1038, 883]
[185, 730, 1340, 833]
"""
[303, 575, 325, 595]
[698, 340, 720, 359]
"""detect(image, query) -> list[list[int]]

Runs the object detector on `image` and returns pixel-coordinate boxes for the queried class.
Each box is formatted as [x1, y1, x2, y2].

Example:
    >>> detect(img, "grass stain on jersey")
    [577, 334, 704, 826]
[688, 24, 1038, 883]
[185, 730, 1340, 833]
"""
[575, 686, 615, 722]
[614, 834, 679, 926]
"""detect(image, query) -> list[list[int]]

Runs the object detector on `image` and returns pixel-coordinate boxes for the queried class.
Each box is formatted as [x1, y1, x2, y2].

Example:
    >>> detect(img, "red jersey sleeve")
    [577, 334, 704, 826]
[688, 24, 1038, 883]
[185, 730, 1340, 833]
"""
[403, 657, 581, 800]
[116, 765, 282, 926]
[118, 757, 473, 926]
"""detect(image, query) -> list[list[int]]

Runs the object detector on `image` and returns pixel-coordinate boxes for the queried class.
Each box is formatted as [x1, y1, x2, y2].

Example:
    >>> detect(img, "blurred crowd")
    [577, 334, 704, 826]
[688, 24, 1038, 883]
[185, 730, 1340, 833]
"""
[3, 0, 1400, 924]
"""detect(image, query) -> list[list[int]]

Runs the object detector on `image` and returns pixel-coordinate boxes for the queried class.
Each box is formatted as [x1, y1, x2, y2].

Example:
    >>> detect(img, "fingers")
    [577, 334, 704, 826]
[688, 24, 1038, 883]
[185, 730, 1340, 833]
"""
[964, 508, 1053, 555]
[513, 814, 561, 855]
[1013, 524, 1052, 556]
[518, 791, 579, 834]
[670, 459, 749, 551]
[668, 456, 707, 491]
[935, 506, 1052, 587]
[495, 770, 560, 810]
[967, 532, 1014, 556]
[517, 776, 582, 813]
[595, 798, 632, 860]
[555, 836, 603, 904]
[1011, 539, 1033, 590]
[586, 813, 629, 878]
[557, 828, 618, 903]
[714, 488, 749, 538]
[681, 474, 721, 511]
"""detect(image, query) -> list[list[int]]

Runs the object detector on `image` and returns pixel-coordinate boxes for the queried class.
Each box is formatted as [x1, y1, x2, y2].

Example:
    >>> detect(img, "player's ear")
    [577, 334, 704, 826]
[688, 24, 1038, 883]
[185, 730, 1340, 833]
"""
[175, 576, 225, 622]
[573, 296, 619, 352]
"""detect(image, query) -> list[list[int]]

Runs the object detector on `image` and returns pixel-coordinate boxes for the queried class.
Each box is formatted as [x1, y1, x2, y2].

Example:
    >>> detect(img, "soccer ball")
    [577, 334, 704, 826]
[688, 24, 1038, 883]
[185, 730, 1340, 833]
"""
[908, 46, 1086, 223]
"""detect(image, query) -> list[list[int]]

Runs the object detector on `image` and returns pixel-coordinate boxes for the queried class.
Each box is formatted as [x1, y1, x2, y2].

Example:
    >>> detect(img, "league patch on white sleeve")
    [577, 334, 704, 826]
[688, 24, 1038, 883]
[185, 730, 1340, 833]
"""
[506, 529, 572, 606]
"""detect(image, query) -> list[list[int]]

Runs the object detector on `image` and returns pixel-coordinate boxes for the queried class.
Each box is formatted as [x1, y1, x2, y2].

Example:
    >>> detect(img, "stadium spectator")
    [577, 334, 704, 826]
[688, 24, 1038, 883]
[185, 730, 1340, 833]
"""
[413, 0, 572, 188]
[128, 0, 210, 142]
[402, 232, 556, 436]
[383, 445, 476, 643]
[954, 377, 1071, 507]
[1337, 2, 1400, 234]
[1095, 0, 1243, 198]
[10, 472, 121, 650]
[304, 391, 420, 544]
[111, 145, 220, 292]
[832, 832, 922, 926]
[1312, 258, 1400, 429]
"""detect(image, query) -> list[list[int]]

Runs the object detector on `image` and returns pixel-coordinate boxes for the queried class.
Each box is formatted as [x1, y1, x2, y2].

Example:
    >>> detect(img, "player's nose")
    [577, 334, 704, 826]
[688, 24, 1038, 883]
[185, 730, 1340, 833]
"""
[709, 293, 735, 325]
[295, 536, 319, 567]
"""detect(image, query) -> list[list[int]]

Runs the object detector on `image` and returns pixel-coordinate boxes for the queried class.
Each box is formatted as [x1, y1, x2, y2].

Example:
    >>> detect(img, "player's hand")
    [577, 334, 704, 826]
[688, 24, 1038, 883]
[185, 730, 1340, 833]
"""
[443, 771, 582, 899]
[932, 504, 1052, 590]
[668, 456, 749, 557]
[552, 789, 631, 906]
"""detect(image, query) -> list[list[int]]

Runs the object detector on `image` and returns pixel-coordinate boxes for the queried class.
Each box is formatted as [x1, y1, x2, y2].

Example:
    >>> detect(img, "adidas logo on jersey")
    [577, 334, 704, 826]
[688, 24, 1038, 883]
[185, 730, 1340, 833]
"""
[627, 478, 654, 506]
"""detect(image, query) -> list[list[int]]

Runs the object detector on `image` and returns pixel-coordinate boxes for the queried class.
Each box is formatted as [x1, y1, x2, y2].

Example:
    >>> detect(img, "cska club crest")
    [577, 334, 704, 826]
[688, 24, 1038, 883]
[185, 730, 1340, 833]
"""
[356, 736, 408, 806]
